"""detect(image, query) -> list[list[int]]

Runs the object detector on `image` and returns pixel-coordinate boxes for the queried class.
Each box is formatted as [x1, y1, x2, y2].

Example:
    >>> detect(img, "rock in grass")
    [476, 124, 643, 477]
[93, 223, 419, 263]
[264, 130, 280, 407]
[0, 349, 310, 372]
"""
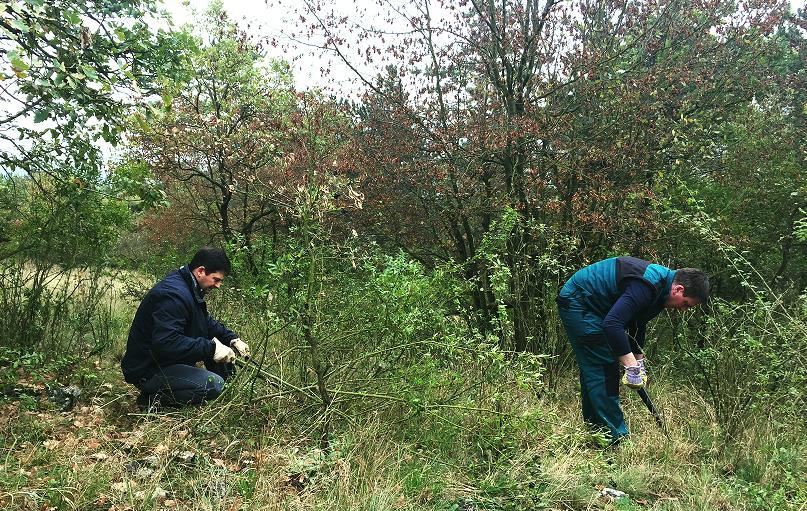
[175, 450, 196, 464]
[47, 386, 81, 411]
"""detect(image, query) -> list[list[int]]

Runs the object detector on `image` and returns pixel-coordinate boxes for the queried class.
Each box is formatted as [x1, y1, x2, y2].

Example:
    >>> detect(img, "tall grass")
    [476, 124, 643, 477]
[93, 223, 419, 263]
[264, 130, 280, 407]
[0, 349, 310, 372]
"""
[0, 258, 134, 361]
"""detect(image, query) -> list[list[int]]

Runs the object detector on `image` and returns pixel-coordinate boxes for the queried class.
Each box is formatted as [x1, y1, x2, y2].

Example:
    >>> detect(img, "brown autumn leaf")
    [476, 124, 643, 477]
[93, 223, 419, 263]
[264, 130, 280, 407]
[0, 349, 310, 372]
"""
[226, 496, 243, 511]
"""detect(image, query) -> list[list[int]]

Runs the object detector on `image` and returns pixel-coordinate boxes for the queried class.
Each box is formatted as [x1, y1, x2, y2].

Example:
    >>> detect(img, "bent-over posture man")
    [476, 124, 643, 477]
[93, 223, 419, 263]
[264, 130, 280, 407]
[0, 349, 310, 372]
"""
[556, 256, 708, 443]
[121, 247, 250, 410]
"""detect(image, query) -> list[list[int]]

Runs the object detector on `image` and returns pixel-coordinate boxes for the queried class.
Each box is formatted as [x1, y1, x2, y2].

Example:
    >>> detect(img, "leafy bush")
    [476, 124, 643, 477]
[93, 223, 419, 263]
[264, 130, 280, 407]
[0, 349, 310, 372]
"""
[657, 190, 807, 441]
[681, 297, 806, 440]
[217, 237, 546, 453]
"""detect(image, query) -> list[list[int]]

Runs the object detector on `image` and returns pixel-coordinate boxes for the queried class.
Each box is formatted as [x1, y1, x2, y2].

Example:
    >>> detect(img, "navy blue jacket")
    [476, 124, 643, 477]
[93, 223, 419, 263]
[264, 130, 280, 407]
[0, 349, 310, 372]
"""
[121, 266, 237, 384]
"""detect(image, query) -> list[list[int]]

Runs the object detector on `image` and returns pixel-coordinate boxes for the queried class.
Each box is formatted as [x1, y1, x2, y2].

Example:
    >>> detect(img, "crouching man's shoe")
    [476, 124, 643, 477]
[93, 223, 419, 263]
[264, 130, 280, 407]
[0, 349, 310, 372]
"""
[136, 391, 163, 413]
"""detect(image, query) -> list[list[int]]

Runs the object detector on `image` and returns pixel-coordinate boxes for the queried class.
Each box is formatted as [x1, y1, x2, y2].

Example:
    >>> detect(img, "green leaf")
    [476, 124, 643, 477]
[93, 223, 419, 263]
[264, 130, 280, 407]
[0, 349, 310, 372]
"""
[133, 113, 148, 131]
[33, 109, 49, 123]
[81, 65, 98, 80]
[64, 11, 81, 25]
[7, 51, 26, 71]
[10, 56, 29, 71]
[161, 93, 173, 109]
[10, 19, 30, 33]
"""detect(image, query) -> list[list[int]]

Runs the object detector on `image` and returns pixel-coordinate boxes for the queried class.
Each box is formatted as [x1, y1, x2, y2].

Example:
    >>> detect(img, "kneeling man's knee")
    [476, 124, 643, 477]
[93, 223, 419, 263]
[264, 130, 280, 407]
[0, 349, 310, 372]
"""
[204, 374, 226, 401]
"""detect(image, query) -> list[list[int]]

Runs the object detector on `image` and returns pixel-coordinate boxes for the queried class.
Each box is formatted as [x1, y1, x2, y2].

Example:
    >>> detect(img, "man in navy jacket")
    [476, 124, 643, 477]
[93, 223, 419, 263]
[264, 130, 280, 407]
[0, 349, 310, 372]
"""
[556, 256, 709, 443]
[121, 247, 250, 411]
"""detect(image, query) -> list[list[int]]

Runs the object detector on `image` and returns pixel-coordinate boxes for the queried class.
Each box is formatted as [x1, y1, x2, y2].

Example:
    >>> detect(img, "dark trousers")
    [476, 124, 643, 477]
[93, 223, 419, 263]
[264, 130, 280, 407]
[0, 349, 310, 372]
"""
[136, 360, 233, 406]
[557, 296, 629, 441]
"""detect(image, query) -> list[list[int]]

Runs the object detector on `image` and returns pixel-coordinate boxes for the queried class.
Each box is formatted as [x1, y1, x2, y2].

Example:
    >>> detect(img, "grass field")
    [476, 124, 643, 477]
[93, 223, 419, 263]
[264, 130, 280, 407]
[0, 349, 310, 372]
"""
[1, 345, 804, 511]
[0, 262, 804, 510]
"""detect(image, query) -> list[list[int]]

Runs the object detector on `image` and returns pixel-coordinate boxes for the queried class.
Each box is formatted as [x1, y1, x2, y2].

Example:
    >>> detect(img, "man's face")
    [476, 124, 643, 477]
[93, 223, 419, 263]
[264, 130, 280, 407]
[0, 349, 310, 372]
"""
[193, 267, 225, 293]
[664, 284, 700, 310]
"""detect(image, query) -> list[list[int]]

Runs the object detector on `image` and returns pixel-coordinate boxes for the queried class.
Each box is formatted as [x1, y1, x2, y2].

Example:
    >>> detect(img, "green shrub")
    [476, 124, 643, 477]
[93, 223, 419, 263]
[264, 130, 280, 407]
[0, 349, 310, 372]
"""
[675, 296, 807, 440]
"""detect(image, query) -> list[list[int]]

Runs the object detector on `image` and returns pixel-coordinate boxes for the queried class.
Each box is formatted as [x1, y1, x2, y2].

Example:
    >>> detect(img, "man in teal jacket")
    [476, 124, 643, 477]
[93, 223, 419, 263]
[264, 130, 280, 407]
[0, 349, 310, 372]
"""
[556, 257, 709, 443]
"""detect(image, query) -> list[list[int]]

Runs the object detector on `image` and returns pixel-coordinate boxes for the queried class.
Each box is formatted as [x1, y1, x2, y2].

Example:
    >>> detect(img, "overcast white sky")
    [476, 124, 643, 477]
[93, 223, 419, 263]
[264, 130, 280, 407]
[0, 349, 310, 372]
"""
[162, 0, 378, 94]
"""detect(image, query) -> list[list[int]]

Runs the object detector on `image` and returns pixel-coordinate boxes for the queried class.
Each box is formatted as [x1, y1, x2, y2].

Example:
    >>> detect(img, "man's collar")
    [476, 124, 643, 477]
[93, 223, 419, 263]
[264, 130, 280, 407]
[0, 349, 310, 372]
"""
[659, 270, 675, 302]
[182, 265, 206, 302]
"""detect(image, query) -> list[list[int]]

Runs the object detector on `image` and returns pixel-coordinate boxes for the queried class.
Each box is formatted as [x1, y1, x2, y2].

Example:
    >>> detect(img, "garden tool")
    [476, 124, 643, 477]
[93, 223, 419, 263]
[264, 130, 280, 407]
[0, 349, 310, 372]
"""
[636, 387, 670, 438]
[235, 356, 271, 382]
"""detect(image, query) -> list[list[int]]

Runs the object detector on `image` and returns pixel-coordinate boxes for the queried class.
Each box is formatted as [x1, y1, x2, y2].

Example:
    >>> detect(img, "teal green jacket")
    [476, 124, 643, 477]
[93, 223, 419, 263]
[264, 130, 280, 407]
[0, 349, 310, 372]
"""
[558, 257, 675, 351]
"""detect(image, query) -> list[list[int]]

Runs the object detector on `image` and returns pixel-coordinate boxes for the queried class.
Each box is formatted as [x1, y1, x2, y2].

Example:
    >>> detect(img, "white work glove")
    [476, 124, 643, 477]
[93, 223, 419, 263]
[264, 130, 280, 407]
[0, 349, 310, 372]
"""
[212, 337, 236, 363]
[230, 338, 250, 358]
[637, 358, 647, 379]
[621, 365, 646, 389]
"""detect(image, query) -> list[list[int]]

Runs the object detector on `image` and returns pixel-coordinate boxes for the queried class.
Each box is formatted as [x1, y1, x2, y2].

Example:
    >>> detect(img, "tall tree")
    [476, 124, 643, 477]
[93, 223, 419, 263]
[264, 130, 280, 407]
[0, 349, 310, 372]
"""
[131, 5, 296, 258]
[292, 0, 797, 351]
[132, 4, 355, 271]
[0, 0, 189, 261]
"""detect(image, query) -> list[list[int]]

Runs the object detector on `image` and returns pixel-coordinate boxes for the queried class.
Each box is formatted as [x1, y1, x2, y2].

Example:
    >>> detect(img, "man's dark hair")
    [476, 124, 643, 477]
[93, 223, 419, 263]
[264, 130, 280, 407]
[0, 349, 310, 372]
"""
[189, 247, 231, 275]
[673, 268, 709, 303]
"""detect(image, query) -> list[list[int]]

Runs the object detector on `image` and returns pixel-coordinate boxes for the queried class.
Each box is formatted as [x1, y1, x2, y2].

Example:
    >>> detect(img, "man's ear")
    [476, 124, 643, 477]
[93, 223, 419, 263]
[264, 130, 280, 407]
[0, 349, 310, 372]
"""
[671, 283, 685, 296]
